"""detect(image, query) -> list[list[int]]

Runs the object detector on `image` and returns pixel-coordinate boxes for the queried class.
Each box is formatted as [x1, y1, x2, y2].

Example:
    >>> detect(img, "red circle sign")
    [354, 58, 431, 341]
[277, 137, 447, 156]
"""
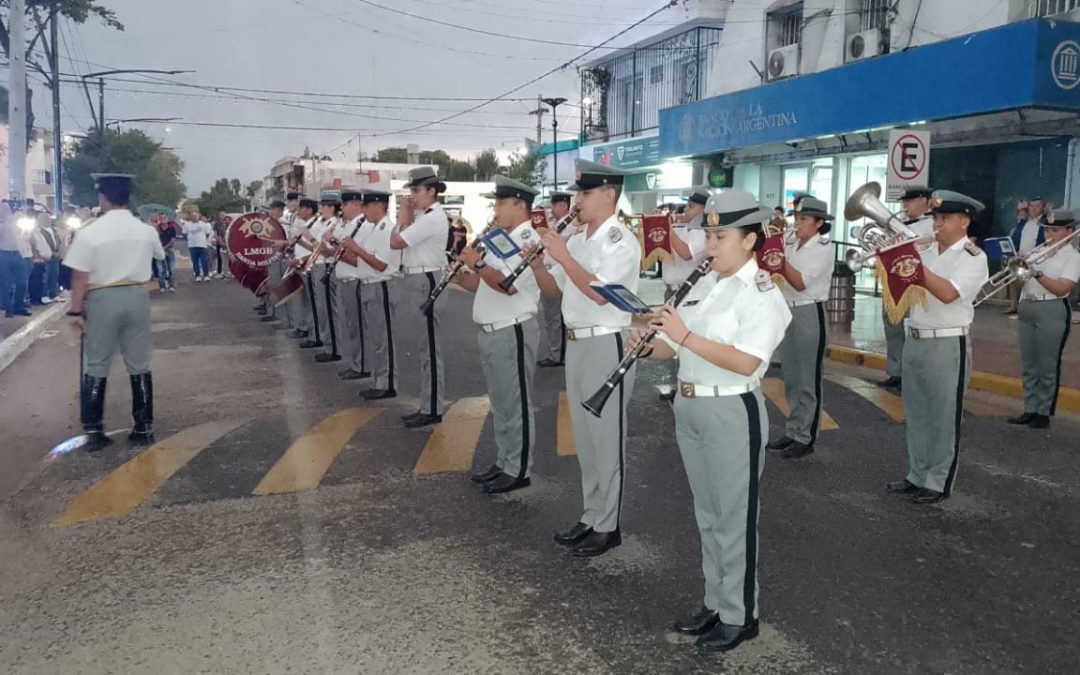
[226, 213, 286, 269]
[890, 133, 927, 182]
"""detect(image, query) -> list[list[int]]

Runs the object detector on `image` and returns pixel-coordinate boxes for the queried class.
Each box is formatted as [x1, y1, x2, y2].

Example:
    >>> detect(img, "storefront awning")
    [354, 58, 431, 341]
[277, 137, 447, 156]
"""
[659, 18, 1080, 160]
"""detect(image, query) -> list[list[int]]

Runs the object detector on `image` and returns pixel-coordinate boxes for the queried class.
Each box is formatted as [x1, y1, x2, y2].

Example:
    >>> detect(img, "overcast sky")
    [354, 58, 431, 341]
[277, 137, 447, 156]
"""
[40, 0, 691, 194]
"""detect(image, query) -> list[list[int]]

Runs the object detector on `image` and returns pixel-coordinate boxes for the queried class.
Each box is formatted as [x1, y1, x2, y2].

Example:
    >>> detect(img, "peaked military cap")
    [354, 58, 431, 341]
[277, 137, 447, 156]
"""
[900, 186, 932, 201]
[319, 191, 342, 206]
[361, 189, 391, 205]
[687, 187, 712, 206]
[340, 188, 365, 203]
[482, 175, 539, 204]
[1043, 209, 1076, 226]
[286, 191, 302, 201]
[550, 192, 572, 205]
[92, 173, 134, 203]
[567, 159, 627, 192]
[298, 197, 319, 210]
[789, 195, 834, 220]
[693, 190, 773, 230]
[929, 190, 984, 216]
[269, 199, 286, 209]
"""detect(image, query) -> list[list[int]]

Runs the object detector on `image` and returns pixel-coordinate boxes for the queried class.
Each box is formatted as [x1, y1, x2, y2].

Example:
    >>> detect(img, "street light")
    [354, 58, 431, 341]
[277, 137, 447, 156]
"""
[80, 69, 194, 133]
[542, 96, 567, 193]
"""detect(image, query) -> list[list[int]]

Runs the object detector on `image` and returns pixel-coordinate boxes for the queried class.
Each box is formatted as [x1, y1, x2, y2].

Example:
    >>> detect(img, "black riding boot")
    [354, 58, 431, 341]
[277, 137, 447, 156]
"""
[80, 375, 112, 451]
[128, 373, 155, 444]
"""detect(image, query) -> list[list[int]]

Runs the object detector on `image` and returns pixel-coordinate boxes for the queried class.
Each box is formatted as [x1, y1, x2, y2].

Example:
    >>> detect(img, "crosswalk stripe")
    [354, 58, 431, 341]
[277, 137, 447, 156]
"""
[414, 397, 491, 475]
[52, 418, 249, 527]
[824, 374, 906, 422]
[557, 391, 577, 457]
[761, 378, 840, 431]
[252, 408, 383, 496]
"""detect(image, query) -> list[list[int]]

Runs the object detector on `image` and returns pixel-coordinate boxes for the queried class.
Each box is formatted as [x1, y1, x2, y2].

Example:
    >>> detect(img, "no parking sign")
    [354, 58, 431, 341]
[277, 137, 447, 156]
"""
[886, 130, 931, 202]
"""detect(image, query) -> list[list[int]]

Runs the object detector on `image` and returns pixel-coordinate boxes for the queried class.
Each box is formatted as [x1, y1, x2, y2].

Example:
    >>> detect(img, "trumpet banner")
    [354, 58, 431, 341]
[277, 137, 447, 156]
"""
[755, 234, 787, 288]
[530, 209, 549, 231]
[639, 214, 672, 269]
[876, 240, 929, 324]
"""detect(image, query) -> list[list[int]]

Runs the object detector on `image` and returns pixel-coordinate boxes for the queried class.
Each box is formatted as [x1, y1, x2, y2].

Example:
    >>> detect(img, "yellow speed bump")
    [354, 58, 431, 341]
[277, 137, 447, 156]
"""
[414, 397, 491, 475]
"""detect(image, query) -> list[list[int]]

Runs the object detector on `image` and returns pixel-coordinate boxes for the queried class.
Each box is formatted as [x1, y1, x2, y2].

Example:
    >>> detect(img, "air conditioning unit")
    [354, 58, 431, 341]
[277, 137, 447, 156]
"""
[846, 28, 886, 63]
[767, 44, 800, 81]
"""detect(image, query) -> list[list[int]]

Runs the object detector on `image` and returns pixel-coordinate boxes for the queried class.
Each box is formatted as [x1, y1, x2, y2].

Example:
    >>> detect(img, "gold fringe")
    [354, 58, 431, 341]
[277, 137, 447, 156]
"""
[641, 247, 672, 270]
[876, 260, 927, 324]
[771, 272, 785, 289]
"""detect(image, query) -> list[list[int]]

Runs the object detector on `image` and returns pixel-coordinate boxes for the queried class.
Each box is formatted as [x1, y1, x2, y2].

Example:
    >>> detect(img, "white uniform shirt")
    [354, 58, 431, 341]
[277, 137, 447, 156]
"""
[1023, 244, 1080, 301]
[334, 216, 366, 280]
[905, 214, 934, 238]
[182, 220, 212, 247]
[292, 216, 318, 258]
[400, 202, 449, 271]
[659, 259, 791, 387]
[356, 216, 400, 283]
[551, 214, 641, 329]
[782, 234, 834, 303]
[308, 217, 337, 265]
[1018, 218, 1042, 254]
[281, 210, 297, 228]
[472, 220, 541, 326]
[63, 209, 165, 286]
[662, 222, 707, 288]
[909, 237, 988, 329]
[542, 213, 579, 271]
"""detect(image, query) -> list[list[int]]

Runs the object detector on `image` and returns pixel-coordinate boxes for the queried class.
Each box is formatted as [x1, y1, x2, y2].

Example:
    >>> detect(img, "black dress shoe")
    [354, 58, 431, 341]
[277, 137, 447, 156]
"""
[404, 413, 442, 429]
[911, 488, 946, 504]
[1007, 412, 1035, 425]
[482, 474, 531, 494]
[288, 329, 309, 339]
[260, 315, 277, 322]
[765, 436, 794, 452]
[696, 619, 759, 653]
[299, 340, 323, 349]
[886, 479, 919, 494]
[338, 369, 370, 380]
[314, 353, 341, 363]
[571, 530, 621, 557]
[554, 522, 593, 546]
[1028, 414, 1050, 429]
[780, 441, 814, 459]
[672, 607, 720, 636]
[470, 464, 503, 484]
[360, 388, 396, 401]
[401, 410, 423, 422]
[83, 432, 113, 453]
[878, 376, 902, 389]
[659, 390, 676, 403]
[536, 358, 563, 367]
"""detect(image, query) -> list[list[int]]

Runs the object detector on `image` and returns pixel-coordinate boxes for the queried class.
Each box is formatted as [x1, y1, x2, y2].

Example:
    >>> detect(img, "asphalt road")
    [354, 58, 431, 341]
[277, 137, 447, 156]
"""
[1, 274, 1078, 675]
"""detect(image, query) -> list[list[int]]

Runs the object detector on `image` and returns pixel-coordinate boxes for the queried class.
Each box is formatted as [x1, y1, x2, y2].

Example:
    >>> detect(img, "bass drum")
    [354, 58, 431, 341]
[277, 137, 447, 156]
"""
[226, 212, 286, 297]
[231, 259, 268, 296]
[264, 274, 304, 307]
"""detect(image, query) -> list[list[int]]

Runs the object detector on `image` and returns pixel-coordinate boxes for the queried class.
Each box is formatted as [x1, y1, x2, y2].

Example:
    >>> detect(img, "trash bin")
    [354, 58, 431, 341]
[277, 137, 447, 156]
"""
[826, 261, 856, 325]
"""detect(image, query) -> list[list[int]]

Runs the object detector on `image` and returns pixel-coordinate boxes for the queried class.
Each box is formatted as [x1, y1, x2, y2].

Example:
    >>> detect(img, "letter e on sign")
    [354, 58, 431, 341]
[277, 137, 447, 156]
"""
[886, 129, 930, 202]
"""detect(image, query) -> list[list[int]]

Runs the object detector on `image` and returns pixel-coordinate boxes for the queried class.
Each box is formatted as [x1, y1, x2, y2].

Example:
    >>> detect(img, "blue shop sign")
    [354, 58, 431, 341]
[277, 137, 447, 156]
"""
[660, 19, 1080, 159]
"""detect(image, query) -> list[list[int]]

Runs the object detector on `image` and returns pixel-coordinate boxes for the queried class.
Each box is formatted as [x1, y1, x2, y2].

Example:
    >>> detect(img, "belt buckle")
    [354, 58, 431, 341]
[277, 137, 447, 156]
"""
[566, 328, 575, 341]
[680, 382, 695, 399]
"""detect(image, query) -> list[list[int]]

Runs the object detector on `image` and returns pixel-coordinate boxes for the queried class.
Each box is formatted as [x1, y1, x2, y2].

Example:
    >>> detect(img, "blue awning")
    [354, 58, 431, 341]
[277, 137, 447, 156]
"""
[659, 19, 1080, 160]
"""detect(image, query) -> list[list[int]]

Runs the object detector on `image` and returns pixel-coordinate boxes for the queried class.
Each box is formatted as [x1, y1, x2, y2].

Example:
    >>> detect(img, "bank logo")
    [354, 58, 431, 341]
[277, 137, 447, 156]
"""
[616, 146, 625, 162]
[678, 113, 695, 148]
[1051, 40, 1080, 90]
[645, 173, 657, 190]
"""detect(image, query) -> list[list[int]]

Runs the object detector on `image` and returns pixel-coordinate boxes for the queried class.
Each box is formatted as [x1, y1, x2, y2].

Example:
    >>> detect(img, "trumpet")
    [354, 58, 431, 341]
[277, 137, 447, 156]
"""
[973, 228, 1080, 306]
[843, 181, 922, 273]
[582, 257, 714, 418]
[419, 217, 498, 315]
[498, 205, 581, 291]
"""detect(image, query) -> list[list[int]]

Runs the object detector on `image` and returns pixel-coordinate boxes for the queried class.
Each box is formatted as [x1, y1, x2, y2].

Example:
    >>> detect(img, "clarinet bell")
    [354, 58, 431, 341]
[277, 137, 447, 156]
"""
[581, 382, 615, 418]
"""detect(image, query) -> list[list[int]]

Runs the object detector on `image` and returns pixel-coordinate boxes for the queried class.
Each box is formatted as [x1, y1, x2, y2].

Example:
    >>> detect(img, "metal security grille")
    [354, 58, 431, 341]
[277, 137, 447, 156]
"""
[1030, 0, 1080, 16]
[778, 10, 803, 47]
[860, 0, 889, 31]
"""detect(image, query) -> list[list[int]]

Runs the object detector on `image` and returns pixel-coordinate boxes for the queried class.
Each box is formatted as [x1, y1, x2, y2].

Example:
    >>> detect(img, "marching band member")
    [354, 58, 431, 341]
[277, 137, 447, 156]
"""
[311, 193, 342, 363]
[454, 176, 542, 494]
[332, 190, 369, 380]
[288, 197, 320, 342]
[63, 174, 166, 450]
[767, 195, 834, 459]
[261, 200, 289, 327]
[879, 187, 934, 390]
[391, 167, 450, 428]
[278, 191, 300, 330]
[530, 159, 640, 557]
[887, 190, 988, 504]
[627, 189, 790, 653]
[1007, 209, 1080, 429]
[536, 192, 573, 368]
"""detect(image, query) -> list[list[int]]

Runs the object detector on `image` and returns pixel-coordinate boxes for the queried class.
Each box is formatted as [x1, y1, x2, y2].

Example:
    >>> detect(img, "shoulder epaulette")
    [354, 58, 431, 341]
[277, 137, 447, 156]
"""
[964, 240, 981, 256]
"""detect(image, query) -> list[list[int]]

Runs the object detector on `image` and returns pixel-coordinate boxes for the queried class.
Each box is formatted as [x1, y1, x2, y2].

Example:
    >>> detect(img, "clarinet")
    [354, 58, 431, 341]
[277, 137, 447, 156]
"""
[581, 257, 714, 418]
[497, 205, 581, 291]
[418, 218, 497, 315]
[324, 218, 365, 278]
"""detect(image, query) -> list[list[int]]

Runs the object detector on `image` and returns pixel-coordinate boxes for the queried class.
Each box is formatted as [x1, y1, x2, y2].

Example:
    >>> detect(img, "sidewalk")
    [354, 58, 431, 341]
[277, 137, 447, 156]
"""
[0, 300, 69, 374]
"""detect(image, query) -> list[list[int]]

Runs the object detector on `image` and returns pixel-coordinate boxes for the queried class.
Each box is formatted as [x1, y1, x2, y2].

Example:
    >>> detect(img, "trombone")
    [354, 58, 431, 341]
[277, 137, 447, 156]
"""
[973, 229, 1080, 306]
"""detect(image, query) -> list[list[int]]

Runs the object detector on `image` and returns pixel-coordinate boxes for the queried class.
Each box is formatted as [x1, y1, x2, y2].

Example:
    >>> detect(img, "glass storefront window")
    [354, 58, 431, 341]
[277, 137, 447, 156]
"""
[846, 153, 889, 292]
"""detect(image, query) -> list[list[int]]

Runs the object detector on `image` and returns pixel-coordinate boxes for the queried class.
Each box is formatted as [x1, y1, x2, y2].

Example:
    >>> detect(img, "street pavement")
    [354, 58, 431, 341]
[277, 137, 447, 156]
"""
[1, 272, 1078, 675]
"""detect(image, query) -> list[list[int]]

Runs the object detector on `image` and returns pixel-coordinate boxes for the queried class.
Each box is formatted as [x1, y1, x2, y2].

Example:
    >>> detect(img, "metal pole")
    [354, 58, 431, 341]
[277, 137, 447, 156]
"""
[8, 0, 27, 200]
[50, 5, 63, 212]
[98, 78, 105, 134]
[552, 116, 558, 193]
[536, 94, 543, 145]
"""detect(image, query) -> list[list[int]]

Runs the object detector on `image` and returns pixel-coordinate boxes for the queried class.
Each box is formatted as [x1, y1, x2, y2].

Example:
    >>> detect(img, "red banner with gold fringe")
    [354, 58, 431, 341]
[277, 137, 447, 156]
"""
[530, 209, 549, 231]
[755, 234, 787, 288]
[639, 214, 673, 269]
[875, 240, 929, 324]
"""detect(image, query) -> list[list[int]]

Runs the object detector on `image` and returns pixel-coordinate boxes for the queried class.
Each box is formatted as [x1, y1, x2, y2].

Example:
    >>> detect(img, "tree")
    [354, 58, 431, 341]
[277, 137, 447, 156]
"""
[473, 148, 498, 181]
[506, 149, 546, 188]
[195, 178, 247, 217]
[375, 146, 471, 180]
[64, 128, 186, 208]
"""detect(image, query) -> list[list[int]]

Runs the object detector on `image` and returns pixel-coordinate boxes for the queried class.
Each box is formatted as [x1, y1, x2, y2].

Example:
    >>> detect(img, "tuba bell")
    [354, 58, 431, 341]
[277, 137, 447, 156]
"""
[843, 182, 921, 272]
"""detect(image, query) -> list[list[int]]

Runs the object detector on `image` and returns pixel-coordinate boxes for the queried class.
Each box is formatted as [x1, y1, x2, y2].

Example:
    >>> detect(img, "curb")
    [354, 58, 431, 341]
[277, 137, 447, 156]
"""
[826, 344, 1080, 414]
[0, 300, 70, 374]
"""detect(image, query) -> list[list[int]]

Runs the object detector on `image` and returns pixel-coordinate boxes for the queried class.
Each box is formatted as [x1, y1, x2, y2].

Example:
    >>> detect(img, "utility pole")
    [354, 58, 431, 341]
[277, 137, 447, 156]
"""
[50, 4, 63, 212]
[8, 0, 27, 200]
[527, 94, 547, 146]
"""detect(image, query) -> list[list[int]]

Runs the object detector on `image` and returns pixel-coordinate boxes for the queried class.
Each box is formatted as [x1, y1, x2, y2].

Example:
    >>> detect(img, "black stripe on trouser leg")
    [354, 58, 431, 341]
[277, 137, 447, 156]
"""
[614, 332, 626, 529]
[354, 281, 366, 372]
[809, 301, 826, 443]
[514, 323, 530, 480]
[381, 281, 395, 390]
[324, 273, 339, 357]
[558, 312, 566, 362]
[307, 277, 322, 344]
[424, 272, 439, 415]
[943, 336, 967, 496]
[738, 391, 762, 627]
[1051, 300, 1071, 416]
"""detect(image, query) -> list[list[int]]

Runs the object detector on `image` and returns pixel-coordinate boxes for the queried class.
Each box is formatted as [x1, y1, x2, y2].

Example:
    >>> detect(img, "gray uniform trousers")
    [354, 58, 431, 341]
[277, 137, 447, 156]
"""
[310, 264, 332, 348]
[335, 277, 364, 372]
[882, 306, 908, 378]
[478, 318, 539, 479]
[400, 271, 445, 416]
[1018, 299, 1072, 416]
[361, 279, 398, 391]
[674, 390, 765, 626]
[290, 272, 313, 333]
[565, 332, 635, 533]
[84, 285, 153, 377]
[902, 335, 971, 495]
[264, 259, 284, 318]
[539, 296, 565, 363]
[780, 302, 827, 444]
